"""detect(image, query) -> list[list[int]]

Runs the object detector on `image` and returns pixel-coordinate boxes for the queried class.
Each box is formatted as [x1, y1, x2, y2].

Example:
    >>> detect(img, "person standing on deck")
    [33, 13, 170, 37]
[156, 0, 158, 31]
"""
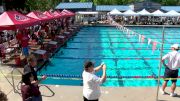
[161, 44, 180, 97]
[24, 54, 46, 84]
[83, 61, 107, 101]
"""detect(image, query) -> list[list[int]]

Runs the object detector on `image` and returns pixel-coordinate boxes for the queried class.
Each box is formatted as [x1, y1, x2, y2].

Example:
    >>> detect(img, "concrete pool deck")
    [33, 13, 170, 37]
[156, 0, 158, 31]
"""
[0, 65, 180, 101]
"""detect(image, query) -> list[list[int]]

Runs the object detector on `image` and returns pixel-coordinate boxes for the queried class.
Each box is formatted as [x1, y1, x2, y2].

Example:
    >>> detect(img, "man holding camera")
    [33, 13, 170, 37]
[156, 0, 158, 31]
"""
[82, 61, 107, 101]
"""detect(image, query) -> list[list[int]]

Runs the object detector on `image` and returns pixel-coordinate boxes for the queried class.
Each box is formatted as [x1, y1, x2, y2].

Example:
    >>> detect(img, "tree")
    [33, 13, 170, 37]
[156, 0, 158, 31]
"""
[25, 0, 61, 11]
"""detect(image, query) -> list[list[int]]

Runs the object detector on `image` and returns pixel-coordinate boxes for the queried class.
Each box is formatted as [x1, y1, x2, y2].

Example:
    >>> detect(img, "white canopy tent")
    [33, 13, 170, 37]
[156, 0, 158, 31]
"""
[151, 10, 165, 16]
[165, 10, 180, 17]
[108, 8, 122, 15]
[123, 10, 139, 16]
[137, 9, 152, 16]
[76, 11, 98, 15]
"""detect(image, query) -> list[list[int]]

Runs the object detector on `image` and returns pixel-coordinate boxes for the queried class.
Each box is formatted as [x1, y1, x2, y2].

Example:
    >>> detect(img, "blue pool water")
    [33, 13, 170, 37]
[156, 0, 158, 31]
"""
[39, 26, 180, 87]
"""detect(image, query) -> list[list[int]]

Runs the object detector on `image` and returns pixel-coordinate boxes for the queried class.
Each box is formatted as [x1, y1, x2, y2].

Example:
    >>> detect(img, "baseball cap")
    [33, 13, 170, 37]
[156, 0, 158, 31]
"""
[171, 44, 179, 49]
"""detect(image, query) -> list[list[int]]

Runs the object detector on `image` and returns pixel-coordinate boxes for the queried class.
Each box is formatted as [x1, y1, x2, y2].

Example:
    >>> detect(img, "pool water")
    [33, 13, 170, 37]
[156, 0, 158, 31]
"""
[39, 26, 180, 87]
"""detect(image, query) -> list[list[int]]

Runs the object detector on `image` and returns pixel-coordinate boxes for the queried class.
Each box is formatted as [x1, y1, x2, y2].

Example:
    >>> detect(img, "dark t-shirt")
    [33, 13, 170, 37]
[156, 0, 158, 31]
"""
[24, 65, 38, 81]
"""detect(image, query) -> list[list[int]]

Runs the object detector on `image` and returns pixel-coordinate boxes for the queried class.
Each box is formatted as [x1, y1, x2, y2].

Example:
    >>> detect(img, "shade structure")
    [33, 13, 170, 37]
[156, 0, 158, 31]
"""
[27, 11, 52, 22]
[137, 9, 152, 16]
[53, 11, 64, 18]
[61, 9, 75, 16]
[123, 10, 139, 16]
[108, 8, 122, 15]
[151, 10, 165, 16]
[0, 11, 39, 31]
[43, 11, 55, 19]
[165, 10, 180, 17]
[76, 11, 98, 15]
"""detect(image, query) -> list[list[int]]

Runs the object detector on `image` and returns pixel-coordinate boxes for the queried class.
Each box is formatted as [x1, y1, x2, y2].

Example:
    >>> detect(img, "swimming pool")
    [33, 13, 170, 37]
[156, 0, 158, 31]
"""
[39, 26, 180, 87]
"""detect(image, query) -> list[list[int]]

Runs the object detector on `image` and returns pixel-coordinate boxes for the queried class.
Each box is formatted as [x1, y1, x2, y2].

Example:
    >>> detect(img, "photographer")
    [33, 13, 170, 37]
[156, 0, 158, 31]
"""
[82, 61, 106, 101]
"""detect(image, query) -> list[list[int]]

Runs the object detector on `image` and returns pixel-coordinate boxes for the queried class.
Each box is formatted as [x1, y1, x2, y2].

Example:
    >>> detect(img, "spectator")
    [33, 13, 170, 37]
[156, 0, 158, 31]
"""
[21, 72, 42, 101]
[161, 44, 180, 97]
[24, 54, 46, 83]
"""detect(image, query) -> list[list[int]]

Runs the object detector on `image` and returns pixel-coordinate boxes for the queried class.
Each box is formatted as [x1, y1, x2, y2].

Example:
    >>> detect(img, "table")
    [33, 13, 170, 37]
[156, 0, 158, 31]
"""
[30, 45, 41, 51]
[48, 41, 57, 45]
[33, 50, 46, 55]
[64, 32, 70, 34]
[9, 44, 19, 48]
[57, 35, 65, 39]
[44, 39, 52, 42]
[33, 49, 47, 61]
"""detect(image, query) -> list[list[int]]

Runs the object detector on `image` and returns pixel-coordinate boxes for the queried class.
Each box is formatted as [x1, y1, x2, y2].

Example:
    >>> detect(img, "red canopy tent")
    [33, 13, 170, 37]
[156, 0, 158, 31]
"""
[27, 11, 53, 23]
[0, 11, 39, 30]
[43, 11, 55, 19]
[61, 9, 75, 16]
[53, 11, 64, 19]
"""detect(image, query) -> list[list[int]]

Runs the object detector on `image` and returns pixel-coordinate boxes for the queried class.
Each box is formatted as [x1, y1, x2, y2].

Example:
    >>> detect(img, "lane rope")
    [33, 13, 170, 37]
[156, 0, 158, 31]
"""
[2, 73, 180, 81]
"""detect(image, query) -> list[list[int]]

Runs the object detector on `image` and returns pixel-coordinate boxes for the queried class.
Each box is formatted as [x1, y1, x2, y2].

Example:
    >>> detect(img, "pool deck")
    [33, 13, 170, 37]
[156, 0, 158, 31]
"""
[0, 65, 180, 101]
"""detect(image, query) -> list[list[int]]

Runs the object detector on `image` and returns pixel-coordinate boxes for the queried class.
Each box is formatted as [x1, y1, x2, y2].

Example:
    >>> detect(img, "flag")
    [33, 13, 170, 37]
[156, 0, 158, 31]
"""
[148, 38, 151, 45]
[141, 35, 145, 43]
[152, 41, 157, 52]
[139, 34, 141, 42]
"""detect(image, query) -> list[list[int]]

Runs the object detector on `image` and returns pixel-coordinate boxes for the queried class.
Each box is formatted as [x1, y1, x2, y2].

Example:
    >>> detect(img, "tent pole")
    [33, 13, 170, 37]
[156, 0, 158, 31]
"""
[156, 26, 165, 101]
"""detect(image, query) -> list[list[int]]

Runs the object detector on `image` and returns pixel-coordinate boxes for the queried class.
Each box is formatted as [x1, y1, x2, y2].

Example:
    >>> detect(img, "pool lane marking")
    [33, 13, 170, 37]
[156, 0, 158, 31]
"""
[64, 47, 171, 50]
[3, 74, 180, 81]
[53, 57, 160, 60]
[107, 30, 124, 86]
[68, 41, 175, 44]
[75, 36, 180, 39]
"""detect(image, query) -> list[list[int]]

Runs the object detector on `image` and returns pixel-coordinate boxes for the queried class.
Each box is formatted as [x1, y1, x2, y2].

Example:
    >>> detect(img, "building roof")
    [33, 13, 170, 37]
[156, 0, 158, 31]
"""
[161, 6, 180, 12]
[96, 5, 130, 11]
[55, 2, 93, 9]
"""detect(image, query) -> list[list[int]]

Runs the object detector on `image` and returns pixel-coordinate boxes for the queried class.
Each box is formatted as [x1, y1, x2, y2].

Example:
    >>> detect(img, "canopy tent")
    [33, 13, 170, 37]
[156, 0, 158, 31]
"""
[123, 10, 139, 16]
[43, 11, 55, 19]
[0, 11, 39, 31]
[53, 11, 64, 18]
[108, 8, 122, 15]
[151, 10, 165, 16]
[61, 9, 75, 16]
[137, 9, 152, 16]
[165, 10, 180, 17]
[76, 11, 98, 15]
[27, 11, 52, 22]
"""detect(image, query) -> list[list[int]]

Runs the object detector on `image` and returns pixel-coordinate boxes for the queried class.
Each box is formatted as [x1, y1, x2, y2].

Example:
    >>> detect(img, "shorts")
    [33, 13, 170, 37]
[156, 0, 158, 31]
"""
[83, 96, 98, 101]
[22, 47, 29, 57]
[164, 67, 179, 83]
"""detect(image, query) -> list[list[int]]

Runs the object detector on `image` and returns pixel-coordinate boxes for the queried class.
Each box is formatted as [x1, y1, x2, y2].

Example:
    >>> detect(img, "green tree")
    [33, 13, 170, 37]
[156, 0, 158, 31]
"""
[25, 0, 61, 11]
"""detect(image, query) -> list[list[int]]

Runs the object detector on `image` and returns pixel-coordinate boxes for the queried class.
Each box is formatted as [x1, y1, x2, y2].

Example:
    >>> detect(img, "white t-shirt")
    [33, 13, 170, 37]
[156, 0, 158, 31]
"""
[82, 71, 103, 100]
[162, 51, 180, 70]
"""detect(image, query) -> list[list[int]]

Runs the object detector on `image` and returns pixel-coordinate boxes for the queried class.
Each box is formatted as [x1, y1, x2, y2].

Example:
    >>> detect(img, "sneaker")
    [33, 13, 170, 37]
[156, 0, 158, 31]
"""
[160, 89, 167, 95]
[170, 93, 177, 97]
